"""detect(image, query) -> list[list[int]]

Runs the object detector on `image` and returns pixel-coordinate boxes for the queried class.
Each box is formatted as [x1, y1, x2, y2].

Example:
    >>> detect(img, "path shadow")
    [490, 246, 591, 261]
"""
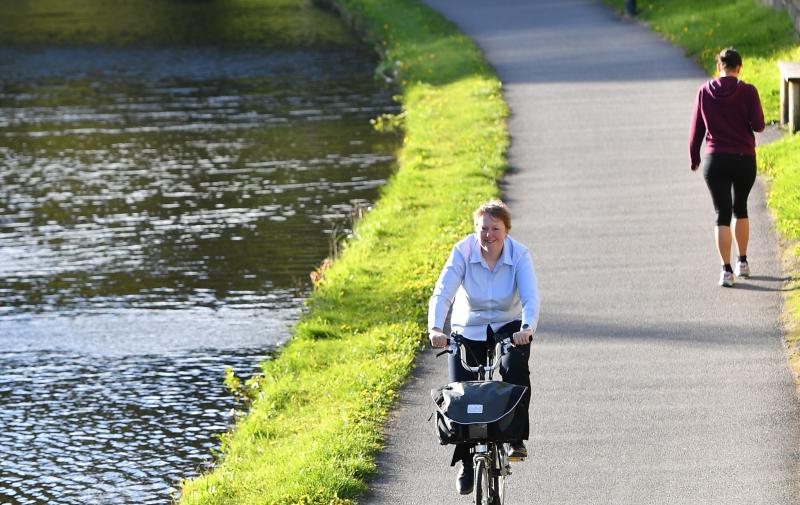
[498, 164, 521, 195]
[734, 275, 798, 292]
[537, 312, 780, 346]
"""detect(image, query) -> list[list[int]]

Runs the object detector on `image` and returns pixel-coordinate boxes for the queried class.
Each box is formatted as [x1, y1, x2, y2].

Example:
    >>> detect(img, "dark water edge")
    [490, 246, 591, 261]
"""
[0, 25, 400, 505]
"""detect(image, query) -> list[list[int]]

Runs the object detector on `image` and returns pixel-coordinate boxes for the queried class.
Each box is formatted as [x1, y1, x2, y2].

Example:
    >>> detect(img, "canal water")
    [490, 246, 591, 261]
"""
[0, 13, 400, 505]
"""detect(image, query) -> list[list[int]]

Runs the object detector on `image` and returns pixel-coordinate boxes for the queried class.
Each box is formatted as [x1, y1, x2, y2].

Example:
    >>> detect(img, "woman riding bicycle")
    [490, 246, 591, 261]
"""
[428, 199, 540, 495]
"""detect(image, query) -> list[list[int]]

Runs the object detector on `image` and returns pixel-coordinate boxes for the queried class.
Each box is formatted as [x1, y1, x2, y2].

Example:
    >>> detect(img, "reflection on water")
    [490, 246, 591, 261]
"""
[0, 349, 271, 505]
[0, 47, 399, 315]
[0, 45, 399, 504]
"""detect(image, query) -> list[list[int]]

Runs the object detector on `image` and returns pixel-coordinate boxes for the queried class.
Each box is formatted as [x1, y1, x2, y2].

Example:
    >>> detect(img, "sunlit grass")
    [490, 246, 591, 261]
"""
[760, 136, 800, 240]
[178, 0, 508, 503]
[0, 0, 358, 47]
[760, 134, 800, 384]
[605, 0, 800, 382]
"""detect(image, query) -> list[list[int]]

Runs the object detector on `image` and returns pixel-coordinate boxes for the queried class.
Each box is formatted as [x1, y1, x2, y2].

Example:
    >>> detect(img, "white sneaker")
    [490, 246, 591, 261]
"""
[734, 261, 750, 278]
[719, 270, 735, 287]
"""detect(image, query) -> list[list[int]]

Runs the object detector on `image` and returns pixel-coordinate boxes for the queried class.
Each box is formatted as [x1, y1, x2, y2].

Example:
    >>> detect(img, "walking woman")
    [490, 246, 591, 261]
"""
[428, 199, 540, 495]
[689, 47, 765, 287]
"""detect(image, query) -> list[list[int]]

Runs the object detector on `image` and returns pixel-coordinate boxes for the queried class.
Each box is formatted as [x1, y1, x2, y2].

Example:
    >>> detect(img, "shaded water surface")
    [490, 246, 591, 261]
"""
[0, 44, 399, 504]
[1, 349, 269, 504]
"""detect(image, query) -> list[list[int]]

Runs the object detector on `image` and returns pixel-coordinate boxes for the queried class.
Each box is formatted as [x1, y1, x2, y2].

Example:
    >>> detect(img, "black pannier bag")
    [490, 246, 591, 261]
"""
[431, 380, 528, 445]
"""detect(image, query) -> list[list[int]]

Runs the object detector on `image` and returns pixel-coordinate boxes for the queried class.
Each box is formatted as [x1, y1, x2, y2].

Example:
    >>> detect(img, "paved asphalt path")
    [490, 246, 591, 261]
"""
[360, 1, 800, 504]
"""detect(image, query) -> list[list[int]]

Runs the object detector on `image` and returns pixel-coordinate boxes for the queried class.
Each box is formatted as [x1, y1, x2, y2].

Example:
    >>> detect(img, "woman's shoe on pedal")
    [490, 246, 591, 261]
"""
[456, 463, 474, 495]
[508, 440, 527, 460]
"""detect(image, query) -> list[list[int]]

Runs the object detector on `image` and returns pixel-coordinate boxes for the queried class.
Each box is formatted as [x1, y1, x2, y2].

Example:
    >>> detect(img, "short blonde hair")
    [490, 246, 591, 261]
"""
[473, 199, 511, 230]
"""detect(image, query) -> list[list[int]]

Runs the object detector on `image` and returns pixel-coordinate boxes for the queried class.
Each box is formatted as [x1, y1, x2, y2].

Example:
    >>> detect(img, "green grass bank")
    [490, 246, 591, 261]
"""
[605, 0, 800, 379]
[178, 1, 508, 504]
[0, 0, 357, 47]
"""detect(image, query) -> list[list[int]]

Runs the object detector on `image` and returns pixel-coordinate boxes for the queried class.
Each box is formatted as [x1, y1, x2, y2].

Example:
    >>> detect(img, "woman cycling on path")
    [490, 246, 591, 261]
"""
[689, 47, 765, 287]
[428, 199, 540, 495]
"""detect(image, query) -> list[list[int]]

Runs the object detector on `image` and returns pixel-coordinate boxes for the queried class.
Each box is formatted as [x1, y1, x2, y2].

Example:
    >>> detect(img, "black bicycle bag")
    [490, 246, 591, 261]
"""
[431, 380, 528, 445]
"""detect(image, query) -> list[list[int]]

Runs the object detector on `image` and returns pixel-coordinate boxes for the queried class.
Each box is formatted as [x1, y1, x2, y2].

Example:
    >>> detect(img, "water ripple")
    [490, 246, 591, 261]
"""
[0, 47, 400, 315]
[0, 349, 272, 505]
[0, 44, 399, 505]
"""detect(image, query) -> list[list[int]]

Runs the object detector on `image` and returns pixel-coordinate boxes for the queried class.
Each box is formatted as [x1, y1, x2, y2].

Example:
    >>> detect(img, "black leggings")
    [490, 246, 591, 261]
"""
[702, 152, 757, 226]
[447, 320, 530, 465]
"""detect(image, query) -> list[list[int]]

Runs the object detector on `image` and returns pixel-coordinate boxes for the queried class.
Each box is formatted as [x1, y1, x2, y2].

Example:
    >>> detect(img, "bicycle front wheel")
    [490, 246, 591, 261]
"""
[492, 445, 508, 505]
[491, 472, 505, 505]
[474, 458, 490, 505]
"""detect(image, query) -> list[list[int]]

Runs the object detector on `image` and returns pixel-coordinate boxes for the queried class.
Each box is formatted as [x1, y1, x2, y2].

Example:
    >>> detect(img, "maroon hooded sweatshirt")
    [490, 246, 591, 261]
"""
[689, 76, 765, 167]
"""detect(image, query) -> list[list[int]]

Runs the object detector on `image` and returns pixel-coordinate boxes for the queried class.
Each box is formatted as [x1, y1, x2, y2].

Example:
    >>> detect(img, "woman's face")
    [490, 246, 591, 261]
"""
[475, 213, 508, 257]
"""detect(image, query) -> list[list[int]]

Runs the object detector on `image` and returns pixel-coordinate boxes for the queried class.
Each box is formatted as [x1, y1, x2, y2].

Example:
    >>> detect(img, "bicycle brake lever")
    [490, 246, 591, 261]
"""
[436, 339, 458, 357]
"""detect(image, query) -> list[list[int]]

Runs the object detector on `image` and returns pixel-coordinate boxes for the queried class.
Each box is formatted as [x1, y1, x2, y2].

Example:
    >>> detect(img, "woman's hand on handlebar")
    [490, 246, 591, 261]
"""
[511, 327, 533, 346]
[429, 328, 448, 348]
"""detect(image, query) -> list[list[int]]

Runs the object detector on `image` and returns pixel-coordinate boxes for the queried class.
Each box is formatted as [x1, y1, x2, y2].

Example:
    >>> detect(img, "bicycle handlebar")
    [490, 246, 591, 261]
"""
[434, 331, 531, 375]
[434, 331, 532, 356]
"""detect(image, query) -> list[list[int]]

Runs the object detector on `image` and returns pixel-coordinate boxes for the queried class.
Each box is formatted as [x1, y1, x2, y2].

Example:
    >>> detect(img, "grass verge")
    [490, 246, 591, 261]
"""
[178, 0, 508, 504]
[604, 0, 800, 381]
[0, 0, 357, 47]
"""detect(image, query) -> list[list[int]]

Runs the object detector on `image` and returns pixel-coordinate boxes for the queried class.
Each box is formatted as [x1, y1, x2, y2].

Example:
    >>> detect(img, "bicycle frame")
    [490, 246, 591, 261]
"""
[440, 333, 517, 505]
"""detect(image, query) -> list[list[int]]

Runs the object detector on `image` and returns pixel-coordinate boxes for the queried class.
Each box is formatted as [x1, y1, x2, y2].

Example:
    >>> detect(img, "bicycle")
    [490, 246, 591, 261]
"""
[432, 332, 529, 505]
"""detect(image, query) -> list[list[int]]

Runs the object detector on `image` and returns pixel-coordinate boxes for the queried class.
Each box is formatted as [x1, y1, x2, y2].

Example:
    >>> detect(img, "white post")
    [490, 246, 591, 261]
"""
[781, 74, 788, 125]
[790, 80, 800, 133]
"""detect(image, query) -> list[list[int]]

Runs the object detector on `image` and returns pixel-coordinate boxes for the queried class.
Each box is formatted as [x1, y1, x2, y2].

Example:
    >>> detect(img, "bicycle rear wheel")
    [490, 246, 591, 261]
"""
[474, 458, 489, 505]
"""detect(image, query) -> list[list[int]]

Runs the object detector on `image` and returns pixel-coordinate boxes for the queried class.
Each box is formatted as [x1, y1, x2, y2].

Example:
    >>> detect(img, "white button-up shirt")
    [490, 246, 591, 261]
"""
[428, 234, 540, 341]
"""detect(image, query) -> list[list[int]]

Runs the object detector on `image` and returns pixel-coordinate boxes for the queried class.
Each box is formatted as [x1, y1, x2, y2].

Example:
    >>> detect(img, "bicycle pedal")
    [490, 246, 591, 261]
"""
[508, 456, 525, 462]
